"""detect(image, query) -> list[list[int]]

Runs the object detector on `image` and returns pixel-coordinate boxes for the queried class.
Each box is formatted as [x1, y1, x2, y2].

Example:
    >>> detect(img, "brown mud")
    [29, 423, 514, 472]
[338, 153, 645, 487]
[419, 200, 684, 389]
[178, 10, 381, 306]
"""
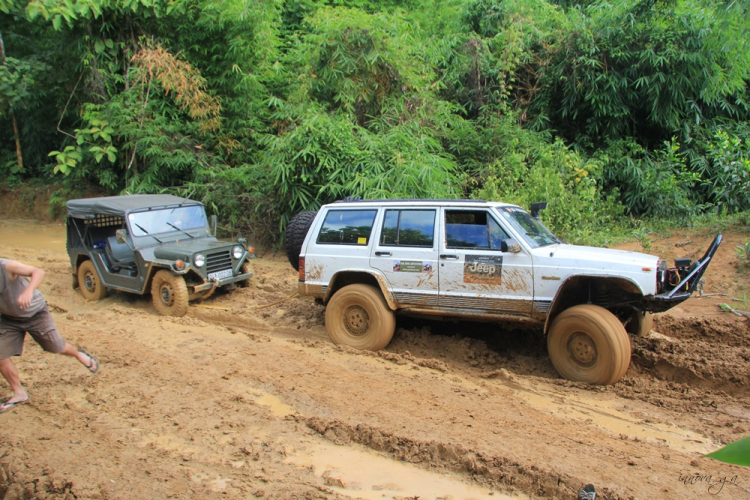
[0, 221, 748, 500]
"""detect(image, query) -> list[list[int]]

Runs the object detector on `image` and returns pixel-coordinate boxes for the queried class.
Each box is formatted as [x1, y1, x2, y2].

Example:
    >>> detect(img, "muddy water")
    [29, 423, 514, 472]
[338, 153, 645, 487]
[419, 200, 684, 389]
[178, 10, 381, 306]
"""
[287, 441, 519, 500]
[252, 389, 295, 417]
[0, 220, 66, 252]
[513, 385, 717, 454]
[250, 386, 521, 500]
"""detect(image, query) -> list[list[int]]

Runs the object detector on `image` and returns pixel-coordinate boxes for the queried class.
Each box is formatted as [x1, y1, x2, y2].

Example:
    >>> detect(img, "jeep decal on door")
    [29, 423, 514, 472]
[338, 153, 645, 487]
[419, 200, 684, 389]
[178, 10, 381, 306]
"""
[464, 255, 503, 284]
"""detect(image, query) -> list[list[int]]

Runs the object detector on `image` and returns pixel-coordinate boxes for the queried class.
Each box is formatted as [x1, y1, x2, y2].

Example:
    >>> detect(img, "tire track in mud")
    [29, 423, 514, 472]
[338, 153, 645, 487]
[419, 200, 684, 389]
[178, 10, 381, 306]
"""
[301, 416, 579, 500]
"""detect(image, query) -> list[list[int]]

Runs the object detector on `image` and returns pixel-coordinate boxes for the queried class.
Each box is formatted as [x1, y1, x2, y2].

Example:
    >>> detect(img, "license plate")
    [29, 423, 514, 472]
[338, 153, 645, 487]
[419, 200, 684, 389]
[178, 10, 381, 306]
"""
[208, 269, 233, 281]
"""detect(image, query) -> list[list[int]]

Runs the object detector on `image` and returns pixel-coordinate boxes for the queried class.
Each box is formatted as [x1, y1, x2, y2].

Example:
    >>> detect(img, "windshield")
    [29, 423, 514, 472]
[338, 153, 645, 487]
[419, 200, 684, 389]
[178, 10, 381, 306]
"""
[495, 206, 561, 248]
[128, 205, 207, 237]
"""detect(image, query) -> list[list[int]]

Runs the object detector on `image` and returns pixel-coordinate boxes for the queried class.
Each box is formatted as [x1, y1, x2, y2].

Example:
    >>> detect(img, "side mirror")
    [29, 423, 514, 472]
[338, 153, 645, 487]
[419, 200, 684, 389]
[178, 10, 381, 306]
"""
[501, 238, 522, 253]
[210, 215, 218, 237]
[115, 229, 128, 245]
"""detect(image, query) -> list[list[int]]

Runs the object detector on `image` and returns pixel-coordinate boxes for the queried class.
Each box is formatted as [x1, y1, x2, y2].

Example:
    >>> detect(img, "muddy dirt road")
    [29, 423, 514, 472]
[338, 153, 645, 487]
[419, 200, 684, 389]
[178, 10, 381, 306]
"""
[0, 220, 748, 500]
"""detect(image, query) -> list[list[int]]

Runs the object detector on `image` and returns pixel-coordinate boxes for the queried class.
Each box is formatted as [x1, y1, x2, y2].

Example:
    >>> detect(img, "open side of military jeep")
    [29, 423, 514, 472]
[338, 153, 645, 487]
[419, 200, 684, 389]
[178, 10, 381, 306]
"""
[66, 194, 254, 316]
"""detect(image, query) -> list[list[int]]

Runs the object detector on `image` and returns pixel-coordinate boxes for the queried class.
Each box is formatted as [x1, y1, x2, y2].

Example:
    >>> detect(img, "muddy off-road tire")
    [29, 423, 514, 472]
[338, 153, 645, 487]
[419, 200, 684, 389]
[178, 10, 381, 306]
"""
[325, 284, 396, 351]
[285, 211, 317, 271]
[78, 260, 107, 301]
[239, 260, 254, 288]
[626, 310, 654, 338]
[151, 270, 189, 317]
[547, 304, 631, 385]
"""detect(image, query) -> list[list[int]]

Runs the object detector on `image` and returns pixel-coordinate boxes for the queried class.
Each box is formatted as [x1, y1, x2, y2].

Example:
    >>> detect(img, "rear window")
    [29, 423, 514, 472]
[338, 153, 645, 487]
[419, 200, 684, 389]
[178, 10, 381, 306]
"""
[380, 209, 436, 247]
[317, 210, 378, 245]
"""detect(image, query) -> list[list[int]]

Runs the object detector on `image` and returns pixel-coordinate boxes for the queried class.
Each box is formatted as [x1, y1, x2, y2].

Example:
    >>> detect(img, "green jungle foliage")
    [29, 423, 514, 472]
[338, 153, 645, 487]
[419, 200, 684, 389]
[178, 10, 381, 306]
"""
[1, 0, 749, 244]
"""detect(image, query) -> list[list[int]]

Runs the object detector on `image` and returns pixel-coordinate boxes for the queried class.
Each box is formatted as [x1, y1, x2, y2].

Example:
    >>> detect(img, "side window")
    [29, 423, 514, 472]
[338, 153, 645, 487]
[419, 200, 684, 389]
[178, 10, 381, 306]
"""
[380, 210, 436, 247]
[317, 210, 378, 245]
[445, 210, 508, 250]
[488, 217, 510, 249]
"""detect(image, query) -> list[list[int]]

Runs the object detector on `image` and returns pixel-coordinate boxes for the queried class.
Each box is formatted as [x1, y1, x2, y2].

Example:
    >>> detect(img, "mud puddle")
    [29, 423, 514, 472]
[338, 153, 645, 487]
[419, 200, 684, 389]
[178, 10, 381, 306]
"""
[287, 440, 518, 500]
[0, 219, 66, 251]
[513, 385, 717, 454]
[252, 389, 295, 417]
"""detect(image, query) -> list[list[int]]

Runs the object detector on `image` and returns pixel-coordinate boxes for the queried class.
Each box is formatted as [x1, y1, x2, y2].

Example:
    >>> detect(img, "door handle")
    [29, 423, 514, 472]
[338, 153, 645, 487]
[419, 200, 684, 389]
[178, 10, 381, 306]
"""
[440, 254, 459, 260]
[375, 251, 392, 257]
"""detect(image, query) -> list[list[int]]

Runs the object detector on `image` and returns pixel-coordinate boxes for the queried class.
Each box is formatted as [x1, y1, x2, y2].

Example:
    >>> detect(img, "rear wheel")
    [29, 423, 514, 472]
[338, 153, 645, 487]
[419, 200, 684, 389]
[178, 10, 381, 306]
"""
[151, 270, 189, 317]
[547, 304, 631, 385]
[325, 284, 396, 351]
[78, 260, 107, 301]
[285, 211, 317, 271]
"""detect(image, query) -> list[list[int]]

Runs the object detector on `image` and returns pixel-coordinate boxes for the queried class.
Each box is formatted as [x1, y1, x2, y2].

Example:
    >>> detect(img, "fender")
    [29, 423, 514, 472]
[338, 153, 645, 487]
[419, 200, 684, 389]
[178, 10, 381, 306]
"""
[543, 274, 645, 334]
[324, 270, 398, 311]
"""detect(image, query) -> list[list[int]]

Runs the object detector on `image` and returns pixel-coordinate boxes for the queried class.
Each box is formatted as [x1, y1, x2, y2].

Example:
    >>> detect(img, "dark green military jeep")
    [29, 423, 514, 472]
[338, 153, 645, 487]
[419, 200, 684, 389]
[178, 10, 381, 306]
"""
[66, 194, 254, 316]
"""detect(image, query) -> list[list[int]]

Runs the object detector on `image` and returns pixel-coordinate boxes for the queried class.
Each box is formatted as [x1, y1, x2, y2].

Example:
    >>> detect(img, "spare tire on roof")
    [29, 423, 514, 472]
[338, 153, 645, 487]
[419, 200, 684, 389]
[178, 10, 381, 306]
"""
[285, 211, 318, 271]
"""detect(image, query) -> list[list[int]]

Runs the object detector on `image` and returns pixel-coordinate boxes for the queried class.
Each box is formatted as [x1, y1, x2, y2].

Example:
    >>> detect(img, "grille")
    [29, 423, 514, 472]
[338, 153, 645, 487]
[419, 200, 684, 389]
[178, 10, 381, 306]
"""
[206, 251, 232, 274]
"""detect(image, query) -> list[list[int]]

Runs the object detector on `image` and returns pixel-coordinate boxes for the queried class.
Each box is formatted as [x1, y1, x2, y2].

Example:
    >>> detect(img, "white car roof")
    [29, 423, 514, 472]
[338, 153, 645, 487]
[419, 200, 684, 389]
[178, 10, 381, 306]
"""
[323, 199, 521, 209]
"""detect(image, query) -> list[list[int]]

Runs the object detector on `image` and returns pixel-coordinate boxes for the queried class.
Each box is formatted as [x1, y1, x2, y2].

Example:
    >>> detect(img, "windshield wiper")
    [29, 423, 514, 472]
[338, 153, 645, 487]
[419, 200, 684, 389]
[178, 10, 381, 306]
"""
[134, 223, 163, 243]
[166, 221, 194, 238]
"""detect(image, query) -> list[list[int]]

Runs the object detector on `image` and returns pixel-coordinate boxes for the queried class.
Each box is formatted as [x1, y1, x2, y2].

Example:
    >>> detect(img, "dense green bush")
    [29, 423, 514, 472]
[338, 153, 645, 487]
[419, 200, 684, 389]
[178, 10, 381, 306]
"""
[475, 138, 623, 243]
[1, 0, 749, 243]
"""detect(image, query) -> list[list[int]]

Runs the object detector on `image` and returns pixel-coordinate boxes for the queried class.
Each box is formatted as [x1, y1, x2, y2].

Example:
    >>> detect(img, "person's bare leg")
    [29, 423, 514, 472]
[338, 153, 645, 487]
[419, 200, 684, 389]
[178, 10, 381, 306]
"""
[0, 357, 29, 404]
[59, 343, 98, 372]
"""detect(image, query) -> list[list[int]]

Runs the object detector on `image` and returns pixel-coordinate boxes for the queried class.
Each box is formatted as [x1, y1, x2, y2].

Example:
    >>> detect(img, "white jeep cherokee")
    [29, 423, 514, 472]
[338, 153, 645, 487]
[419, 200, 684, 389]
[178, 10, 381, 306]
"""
[285, 199, 721, 385]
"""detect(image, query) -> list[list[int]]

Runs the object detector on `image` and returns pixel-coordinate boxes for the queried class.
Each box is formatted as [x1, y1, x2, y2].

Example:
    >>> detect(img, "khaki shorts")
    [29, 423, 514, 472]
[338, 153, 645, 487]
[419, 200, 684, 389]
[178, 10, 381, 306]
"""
[0, 306, 66, 358]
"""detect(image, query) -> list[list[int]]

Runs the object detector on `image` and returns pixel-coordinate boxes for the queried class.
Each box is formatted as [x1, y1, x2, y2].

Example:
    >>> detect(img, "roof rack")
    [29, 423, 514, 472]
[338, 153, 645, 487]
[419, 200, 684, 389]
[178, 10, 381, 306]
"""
[333, 198, 488, 204]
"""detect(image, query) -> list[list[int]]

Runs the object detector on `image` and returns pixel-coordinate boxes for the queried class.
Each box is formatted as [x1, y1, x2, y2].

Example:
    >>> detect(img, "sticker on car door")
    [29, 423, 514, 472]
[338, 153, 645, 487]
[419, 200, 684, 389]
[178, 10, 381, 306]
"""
[464, 255, 503, 284]
[393, 260, 432, 273]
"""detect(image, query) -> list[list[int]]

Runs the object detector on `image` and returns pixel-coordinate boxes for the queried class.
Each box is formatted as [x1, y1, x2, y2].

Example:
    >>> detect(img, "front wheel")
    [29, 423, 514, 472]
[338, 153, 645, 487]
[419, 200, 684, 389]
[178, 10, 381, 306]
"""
[325, 284, 396, 351]
[78, 260, 107, 301]
[547, 304, 631, 385]
[151, 270, 189, 317]
[238, 260, 254, 288]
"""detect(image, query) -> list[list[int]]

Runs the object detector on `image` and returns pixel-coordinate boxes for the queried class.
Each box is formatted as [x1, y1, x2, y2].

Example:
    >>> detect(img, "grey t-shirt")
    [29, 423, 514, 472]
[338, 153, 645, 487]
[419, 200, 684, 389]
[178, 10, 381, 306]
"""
[0, 258, 46, 318]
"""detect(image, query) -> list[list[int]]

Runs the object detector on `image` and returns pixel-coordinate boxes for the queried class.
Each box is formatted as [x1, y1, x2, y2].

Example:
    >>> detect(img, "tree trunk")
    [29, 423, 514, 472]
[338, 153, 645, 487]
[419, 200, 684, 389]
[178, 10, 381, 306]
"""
[0, 32, 23, 172]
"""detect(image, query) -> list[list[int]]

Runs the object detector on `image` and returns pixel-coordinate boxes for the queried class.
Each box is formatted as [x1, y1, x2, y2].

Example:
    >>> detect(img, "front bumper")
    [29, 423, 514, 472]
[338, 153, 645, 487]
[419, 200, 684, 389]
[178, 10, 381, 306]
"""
[640, 234, 722, 313]
[192, 270, 253, 292]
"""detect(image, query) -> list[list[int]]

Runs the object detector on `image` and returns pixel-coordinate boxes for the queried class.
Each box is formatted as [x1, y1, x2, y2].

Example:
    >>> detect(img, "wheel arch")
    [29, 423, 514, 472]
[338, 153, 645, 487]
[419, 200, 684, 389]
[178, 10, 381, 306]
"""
[324, 271, 397, 310]
[544, 275, 645, 334]
[143, 263, 177, 293]
[73, 253, 90, 272]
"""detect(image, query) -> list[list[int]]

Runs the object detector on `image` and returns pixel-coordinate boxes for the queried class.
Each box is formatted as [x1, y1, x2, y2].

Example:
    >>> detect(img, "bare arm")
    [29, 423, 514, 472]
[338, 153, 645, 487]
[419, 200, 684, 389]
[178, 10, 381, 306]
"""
[4, 260, 45, 310]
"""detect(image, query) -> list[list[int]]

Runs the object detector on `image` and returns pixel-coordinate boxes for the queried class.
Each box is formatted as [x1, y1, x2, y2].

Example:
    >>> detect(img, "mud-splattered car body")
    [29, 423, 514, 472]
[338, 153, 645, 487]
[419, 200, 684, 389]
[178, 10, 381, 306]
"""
[298, 200, 719, 324]
[291, 199, 721, 384]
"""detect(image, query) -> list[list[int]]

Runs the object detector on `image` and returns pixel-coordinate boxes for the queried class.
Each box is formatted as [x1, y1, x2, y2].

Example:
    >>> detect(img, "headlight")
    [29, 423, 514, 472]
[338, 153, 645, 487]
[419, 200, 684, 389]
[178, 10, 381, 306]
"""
[194, 253, 205, 268]
[232, 245, 243, 259]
